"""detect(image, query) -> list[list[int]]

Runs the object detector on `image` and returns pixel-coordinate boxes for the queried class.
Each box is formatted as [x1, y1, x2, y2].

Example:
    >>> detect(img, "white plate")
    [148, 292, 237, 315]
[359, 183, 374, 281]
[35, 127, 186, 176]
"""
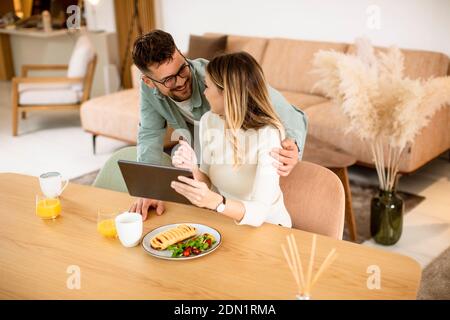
[141, 223, 222, 260]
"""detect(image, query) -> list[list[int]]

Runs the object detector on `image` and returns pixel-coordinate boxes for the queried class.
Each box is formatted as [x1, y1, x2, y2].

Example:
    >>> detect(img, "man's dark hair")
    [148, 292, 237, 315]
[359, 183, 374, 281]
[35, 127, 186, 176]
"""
[132, 29, 176, 73]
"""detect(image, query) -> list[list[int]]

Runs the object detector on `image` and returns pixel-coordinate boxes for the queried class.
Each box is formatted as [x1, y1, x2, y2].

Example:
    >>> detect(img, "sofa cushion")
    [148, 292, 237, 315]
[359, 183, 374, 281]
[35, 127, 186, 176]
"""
[279, 90, 328, 109]
[306, 101, 450, 173]
[225, 35, 268, 64]
[347, 45, 449, 80]
[204, 33, 268, 63]
[80, 89, 175, 147]
[19, 83, 82, 105]
[261, 38, 348, 95]
[305, 101, 387, 169]
[67, 35, 96, 91]
[80, 89, 140, 143]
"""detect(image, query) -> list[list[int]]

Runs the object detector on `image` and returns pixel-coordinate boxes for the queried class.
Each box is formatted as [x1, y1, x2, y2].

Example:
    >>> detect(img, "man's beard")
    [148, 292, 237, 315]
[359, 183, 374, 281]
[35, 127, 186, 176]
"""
[168, 77, 192, 102]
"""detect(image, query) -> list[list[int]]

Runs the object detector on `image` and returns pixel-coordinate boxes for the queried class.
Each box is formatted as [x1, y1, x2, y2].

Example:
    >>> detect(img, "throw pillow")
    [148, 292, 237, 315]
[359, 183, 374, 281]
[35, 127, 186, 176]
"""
[186, 35, 227, 60]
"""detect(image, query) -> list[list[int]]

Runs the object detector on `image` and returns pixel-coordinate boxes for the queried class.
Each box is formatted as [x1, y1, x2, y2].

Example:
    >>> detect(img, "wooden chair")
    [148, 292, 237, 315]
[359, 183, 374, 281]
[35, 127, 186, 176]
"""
[302, 135, 358, 241]
[11, 36, 97, 136]
[280, 161, 345, 240]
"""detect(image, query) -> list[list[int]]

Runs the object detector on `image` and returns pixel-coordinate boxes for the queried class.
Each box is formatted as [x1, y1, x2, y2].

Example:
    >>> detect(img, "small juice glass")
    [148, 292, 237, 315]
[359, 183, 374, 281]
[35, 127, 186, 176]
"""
[36, 195, 61, 219]
[97, 211, 118, 238]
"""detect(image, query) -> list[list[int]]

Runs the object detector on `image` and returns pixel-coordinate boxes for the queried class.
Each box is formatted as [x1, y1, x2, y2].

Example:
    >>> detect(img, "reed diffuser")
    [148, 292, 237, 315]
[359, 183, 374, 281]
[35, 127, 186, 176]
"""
[281, 234, 338, 299]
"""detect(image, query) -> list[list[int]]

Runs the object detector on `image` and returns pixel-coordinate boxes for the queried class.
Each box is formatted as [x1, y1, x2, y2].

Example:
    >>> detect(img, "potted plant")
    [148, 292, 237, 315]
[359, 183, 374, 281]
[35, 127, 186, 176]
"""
[312, 39, 450, 245]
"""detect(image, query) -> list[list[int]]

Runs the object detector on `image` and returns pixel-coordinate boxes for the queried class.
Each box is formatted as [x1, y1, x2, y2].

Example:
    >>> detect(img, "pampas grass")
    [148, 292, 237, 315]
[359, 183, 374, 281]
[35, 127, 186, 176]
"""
[313, 38, 450, 191]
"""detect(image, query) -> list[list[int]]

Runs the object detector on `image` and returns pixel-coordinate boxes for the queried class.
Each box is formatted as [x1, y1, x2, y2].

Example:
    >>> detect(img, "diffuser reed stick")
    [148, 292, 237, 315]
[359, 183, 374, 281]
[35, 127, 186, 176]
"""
[281, 234, 338, 299]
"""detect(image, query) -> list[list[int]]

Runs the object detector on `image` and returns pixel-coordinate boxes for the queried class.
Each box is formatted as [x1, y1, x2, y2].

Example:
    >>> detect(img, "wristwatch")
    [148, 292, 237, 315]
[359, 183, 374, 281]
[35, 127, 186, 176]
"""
[215, 195, 226, 213]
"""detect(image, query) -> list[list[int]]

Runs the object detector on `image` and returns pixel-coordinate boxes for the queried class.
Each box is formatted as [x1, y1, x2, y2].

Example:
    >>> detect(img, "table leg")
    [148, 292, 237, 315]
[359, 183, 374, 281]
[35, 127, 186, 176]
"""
[332, 167, 357, 242]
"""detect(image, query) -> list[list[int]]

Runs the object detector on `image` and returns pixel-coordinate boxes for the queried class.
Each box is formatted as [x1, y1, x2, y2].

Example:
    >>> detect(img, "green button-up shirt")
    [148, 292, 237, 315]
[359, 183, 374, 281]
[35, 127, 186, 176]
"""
[137, 58, 308, 165]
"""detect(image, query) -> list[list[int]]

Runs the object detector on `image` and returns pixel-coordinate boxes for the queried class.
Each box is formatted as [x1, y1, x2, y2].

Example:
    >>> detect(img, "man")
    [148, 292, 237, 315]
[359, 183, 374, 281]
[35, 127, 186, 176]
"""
[130, 30, 308, 220]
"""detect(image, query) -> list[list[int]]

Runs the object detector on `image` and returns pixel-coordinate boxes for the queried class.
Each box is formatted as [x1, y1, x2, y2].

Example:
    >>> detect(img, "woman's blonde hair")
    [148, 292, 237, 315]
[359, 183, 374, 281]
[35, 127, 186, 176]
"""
[206, 52, 284, 166]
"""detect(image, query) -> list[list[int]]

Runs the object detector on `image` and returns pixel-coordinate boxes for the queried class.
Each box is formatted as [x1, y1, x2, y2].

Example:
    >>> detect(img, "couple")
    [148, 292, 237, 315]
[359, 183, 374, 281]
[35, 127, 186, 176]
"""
[130, 30, 307, 228]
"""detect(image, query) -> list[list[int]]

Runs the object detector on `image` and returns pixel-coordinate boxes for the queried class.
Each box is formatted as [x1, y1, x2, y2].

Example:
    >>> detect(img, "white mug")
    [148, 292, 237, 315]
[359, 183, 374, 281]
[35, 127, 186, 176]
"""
[39, 172, 68, 198]
[115, 212, 143, 247]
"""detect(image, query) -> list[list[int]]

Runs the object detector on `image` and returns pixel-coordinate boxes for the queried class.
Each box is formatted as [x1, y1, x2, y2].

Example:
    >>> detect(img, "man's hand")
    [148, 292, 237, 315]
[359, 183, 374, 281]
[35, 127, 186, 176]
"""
[270, 138, 299, 177]
[129, 197, 165, 221]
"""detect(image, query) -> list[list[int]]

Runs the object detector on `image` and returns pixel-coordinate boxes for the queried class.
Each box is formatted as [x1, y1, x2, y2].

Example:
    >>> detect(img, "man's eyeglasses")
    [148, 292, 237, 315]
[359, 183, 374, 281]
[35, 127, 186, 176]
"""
[146, 62, 190, 89]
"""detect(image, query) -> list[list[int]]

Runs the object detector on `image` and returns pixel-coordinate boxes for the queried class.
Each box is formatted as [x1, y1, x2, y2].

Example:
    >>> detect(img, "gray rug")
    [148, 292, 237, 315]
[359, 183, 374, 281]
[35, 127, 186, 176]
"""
[417, 247, 450, 300]
[71, 170, 99, 186]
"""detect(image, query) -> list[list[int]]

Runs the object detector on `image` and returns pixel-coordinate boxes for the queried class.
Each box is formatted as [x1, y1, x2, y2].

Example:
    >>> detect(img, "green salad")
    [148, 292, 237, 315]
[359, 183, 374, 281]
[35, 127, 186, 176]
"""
[167, 233, 216, 258]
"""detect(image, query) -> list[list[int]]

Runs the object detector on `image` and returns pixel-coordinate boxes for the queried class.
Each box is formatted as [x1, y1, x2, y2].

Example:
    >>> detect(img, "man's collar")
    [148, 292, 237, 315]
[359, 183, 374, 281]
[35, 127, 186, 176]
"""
[152, 87, 165, 100]
[187, 60, 202, 109]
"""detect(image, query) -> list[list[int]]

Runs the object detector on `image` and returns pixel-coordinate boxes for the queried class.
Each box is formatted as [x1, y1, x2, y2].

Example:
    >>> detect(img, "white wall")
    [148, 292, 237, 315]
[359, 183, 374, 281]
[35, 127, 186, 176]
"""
[157, 0, 450, 56]
[83, 0, 120, 94]
[84, 0, 117, 33]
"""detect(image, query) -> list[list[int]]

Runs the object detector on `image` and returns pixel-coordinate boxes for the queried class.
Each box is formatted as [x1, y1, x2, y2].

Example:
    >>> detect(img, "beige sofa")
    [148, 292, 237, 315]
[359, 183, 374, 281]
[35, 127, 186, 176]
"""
[219, 34, 450, 173]
[81, 34, 450, 173]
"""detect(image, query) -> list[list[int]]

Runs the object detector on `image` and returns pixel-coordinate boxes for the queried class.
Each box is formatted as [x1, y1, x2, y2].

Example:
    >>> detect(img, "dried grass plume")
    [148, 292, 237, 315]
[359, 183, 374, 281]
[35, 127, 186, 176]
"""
[312, 38, 450, 190]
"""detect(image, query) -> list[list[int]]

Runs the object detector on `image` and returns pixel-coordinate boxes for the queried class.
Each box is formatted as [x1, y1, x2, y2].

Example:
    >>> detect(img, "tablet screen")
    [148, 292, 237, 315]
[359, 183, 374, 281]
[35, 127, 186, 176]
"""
[118, 160, 194, 205]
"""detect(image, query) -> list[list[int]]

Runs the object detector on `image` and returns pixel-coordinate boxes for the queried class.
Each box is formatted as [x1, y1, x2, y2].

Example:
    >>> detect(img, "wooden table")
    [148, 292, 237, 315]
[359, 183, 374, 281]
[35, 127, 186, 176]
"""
[0, 173, 421, 299]
[303, 135, 358, 241]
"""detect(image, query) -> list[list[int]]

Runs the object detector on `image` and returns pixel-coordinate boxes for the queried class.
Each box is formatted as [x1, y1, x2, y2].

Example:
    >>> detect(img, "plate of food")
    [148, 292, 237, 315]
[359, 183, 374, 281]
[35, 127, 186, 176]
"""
[142, 223, 222, 260]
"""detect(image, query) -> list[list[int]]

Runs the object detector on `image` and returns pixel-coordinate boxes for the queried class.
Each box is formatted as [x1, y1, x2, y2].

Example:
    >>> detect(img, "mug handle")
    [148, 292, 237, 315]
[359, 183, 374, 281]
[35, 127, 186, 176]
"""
[59, 178, 69, 196]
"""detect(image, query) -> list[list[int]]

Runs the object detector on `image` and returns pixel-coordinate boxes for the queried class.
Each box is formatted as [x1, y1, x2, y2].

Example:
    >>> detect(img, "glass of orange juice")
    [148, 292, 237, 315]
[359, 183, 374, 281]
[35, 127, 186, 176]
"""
[97, 210, 118, 238]
[36, 195, 61, 219]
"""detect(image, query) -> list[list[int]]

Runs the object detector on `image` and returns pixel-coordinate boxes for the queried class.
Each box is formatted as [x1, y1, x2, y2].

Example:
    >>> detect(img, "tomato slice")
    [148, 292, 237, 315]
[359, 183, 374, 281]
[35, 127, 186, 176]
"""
[183, 247, 192, 257]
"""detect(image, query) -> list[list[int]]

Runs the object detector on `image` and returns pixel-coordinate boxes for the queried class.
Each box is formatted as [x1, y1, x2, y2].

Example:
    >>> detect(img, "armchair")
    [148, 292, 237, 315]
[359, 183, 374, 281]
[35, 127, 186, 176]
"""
[11, 35, 97, 136]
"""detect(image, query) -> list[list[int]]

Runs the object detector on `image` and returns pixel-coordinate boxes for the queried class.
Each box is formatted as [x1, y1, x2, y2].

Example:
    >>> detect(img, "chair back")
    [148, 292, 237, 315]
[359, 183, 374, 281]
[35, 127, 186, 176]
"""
[67, 35, 96, 100]
[280, 161, 345, 240]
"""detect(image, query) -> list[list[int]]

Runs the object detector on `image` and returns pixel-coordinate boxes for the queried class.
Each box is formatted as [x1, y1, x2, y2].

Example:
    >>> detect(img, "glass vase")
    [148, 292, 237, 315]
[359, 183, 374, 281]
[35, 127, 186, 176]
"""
[370, 189, 404, 245]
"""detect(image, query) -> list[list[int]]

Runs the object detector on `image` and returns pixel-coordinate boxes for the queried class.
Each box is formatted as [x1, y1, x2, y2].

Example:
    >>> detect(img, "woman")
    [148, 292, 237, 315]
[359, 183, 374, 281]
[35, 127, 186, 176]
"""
[170, 52, 292, 228]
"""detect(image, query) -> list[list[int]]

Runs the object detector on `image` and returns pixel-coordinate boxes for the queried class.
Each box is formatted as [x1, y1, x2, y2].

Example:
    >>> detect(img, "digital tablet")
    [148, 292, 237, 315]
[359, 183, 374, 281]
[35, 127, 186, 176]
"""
[118, 160, 193, 205]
